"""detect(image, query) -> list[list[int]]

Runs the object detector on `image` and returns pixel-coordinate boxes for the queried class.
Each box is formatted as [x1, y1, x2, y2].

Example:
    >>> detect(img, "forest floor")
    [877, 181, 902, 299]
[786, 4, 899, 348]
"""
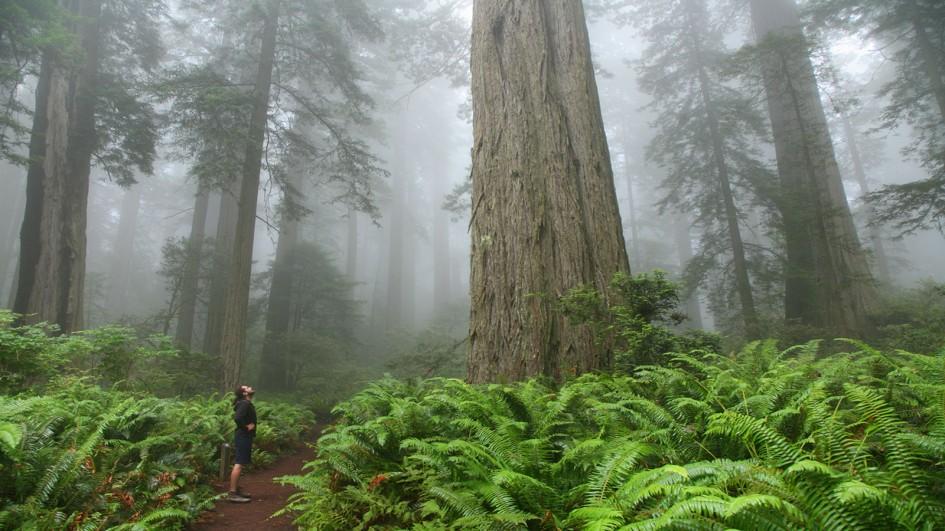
[191, 427, 322, 531]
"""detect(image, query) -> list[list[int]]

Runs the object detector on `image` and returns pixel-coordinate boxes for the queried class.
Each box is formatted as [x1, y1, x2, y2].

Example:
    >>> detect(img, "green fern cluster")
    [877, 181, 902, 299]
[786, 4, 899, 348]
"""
[280, 339, 945, 529]
[0, 378, 314, 530]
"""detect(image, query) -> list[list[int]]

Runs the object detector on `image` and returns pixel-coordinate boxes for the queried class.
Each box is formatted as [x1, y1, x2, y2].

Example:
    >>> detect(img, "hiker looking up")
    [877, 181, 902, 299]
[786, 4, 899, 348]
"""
[228, 384, 257, 503]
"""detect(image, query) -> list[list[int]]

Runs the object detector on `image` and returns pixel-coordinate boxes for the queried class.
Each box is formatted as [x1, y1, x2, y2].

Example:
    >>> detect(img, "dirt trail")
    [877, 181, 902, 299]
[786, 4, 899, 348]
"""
[191, 431, 319, 531]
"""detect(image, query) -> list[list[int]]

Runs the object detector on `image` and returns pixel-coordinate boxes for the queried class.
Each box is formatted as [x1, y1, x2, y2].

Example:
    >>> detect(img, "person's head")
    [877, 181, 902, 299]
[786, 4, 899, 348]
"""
[234, 384, 255, 403]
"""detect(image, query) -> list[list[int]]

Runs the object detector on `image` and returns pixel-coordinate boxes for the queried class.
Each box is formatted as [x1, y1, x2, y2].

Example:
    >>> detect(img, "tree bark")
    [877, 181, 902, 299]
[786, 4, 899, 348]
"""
[468, 0, 630, 383]
[749, 0, 876, 336]
[841, 115, 891, 285]
[175, 186, 209, 349]
[14, 0, 102, 333]
[204, 186, 238, 357]
[219, 0, 279, 392]
[107, 184, 140, 317]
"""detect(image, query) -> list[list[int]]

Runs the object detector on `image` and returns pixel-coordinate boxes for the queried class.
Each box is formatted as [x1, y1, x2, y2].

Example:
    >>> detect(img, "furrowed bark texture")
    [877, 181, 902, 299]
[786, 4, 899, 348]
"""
[219, 0, 278, 392]
[468, 0, 630, 384]
[175, 187, 209, 349]
[14, 0, 102, 333]
[749, 0, 875, 335]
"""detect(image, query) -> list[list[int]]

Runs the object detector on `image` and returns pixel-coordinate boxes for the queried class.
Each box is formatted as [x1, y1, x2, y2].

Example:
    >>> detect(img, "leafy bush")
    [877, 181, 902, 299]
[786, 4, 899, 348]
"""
[0, 378, 314, 530]
[0, 315, 317, 529]
[280, 340, 945, 529]
[0, 310, 218, 396]
[560, 271, 721, 369]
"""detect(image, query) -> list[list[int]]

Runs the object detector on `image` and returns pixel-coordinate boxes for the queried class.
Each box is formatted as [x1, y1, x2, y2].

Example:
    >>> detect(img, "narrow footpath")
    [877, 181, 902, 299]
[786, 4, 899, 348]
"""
[191, 430, 320, 531]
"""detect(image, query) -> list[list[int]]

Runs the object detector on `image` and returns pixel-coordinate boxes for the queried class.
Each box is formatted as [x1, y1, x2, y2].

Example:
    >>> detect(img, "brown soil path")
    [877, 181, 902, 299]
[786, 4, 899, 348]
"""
[191, 430, 320, 531]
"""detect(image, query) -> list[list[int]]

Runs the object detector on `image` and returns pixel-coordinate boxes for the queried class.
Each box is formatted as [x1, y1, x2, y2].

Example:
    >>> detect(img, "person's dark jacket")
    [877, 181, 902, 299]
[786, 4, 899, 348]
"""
[234, 398, 257, 437]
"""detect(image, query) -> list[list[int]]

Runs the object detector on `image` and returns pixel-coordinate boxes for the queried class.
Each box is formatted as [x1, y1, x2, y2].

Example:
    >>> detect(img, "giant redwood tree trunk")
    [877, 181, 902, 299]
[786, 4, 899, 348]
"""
[749, 0, 876, 336]
[14, 0, 102, 333]
[219, 0, 279, 391]
[467, 0, 630, 383]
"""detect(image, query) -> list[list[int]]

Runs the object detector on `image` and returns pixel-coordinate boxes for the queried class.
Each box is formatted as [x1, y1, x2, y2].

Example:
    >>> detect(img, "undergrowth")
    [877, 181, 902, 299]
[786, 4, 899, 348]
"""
[0, 312, 316, 530]
[280, 339, 945, 530]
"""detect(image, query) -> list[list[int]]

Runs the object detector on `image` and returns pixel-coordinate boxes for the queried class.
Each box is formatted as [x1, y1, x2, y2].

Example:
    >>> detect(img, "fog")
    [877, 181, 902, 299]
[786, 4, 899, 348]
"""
[1, 0, 943, 397]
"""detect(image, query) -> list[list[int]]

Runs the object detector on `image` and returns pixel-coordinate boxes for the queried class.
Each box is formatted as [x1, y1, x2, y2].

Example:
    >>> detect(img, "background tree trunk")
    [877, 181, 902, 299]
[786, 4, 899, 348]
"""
[14, 0, 102, 333]
[749, 0, 876, 335]
[621, 131, 640, 267]
[107, 184, 140, 317]
[219, 0, 279, 392]
[431, 152, 452, 316]
[345, 207, 358, 286]
[693, 53, 759, 337]
[673, 218, 703, 329]
[386, 144, 406, 331]
[175, 187, 209, 349]
[841, 115, 891, 285]
[0, 182, 24, 305]
[259, 176, 301, 392]
[204, 187, 238, 358]
[468, 0, 630, 383]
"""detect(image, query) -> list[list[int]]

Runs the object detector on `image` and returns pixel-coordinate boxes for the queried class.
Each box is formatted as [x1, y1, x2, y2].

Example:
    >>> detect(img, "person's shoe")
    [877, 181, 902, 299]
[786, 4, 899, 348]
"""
[236, 488, 251, 498]
[226, 491, 250, 503]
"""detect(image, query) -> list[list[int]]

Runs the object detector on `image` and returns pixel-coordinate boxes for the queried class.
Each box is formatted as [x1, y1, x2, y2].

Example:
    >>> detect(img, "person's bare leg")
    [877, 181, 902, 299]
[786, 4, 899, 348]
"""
[229, 464, 242, 492]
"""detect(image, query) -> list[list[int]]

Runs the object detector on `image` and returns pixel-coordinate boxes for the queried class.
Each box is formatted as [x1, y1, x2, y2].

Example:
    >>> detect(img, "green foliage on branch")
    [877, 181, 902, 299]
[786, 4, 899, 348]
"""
[279, 340, 945, 529]
[560, 271, 720, 369]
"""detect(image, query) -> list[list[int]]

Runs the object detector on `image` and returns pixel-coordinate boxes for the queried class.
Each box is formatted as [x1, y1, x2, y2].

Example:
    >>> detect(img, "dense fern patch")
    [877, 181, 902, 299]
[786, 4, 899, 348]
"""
[280, 340, 945, 529]
[0, 378, 314, 530]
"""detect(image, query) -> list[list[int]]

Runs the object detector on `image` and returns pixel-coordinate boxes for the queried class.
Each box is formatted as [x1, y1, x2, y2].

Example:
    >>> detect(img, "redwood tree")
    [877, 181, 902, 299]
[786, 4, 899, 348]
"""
[749, 0, 877, 335]
[467, 0, 630, 383]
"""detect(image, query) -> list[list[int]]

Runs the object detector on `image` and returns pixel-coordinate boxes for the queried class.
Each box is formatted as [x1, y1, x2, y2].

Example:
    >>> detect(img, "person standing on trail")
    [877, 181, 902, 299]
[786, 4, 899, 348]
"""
[228, 384, 257, 503]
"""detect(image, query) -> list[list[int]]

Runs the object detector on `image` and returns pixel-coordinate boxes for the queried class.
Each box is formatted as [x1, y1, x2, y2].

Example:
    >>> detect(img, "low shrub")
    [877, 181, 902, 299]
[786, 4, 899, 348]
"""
[279, 339, 945, 529]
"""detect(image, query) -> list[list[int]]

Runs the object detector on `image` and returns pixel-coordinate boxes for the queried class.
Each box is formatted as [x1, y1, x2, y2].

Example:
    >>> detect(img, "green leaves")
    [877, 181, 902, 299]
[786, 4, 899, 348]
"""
[285, 339, 945, 529]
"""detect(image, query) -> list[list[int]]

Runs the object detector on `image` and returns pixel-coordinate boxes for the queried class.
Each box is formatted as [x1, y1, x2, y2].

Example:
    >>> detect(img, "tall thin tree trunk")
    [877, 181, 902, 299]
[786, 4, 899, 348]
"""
[673, 218, 703, 329]
[14, 0, 102, 332]
[345, 207, 358, 284]
[749, 0, 876, 335]
[402, 168, 416, 329]
[691, 35, 759, 337]
[386, 145, 406, 331]
[259, 174, 302, 391]
[0, 185, 24, 306]
[432, 155, 452, 316]
[107, 184, 140, 317]
[841, 115, 891, 285]
[175, 187, 209, 349]
[468, 0, 630, 383]
[204, 187, 238, 357]
[219, 0, 279, 392]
